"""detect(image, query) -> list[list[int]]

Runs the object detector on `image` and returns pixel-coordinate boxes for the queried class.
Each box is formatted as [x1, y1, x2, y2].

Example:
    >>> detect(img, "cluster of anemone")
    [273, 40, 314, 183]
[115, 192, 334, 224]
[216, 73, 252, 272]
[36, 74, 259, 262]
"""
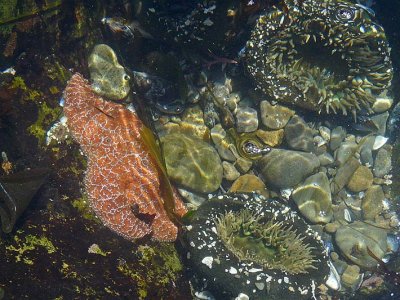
[183, 193, 330, 299]
[245, 0, 393, 115]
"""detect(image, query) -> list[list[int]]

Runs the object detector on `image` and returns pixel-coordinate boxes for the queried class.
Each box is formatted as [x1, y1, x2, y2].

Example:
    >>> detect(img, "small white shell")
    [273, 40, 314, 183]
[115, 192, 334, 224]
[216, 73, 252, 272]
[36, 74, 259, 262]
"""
[344, 209, 352, 222]
[326, 261, 341, 290]
[373, 135, 388, 150]
[201, 256, 214, 269]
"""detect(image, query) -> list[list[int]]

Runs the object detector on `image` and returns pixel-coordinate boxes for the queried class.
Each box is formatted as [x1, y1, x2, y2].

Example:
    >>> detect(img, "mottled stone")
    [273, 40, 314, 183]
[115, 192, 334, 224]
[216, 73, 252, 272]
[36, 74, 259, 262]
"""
[318, 152, 334, 166]
[335, 221, 387, 269]
[330, 126, 346, 151]
[180, 105, 210, 139]
[162, 132, 223, 193]
[370, 112, 389, 136]
[334, 141, 358, 166]
[319, 126, 331, 141]
[157, 105, 210, 140]
[259, 101, 294, 129]
[331, 157, 360, 194]
[88, 44, 131, 101]
[256, 129, 284, 147]
[229, 174, 269, 198]
[359, 136, 375, 166]
[226, 93, 240, 111]
[362, 185, 384, 221]
[222, 161, 240, 181]
[178, 188, 207, 207]
[373, 147, 392, 177]
[347, 165, 373, 192]
[257, 149, 320, 189]
[284, 115, 315, 152]
[234, 157, 253, 173]
[325, 222, 341, 233]
[236, 107, 258, 133]
[292, 172, 332, 224]
[341, 265, 362, 290]
[211, 124, 236, 161]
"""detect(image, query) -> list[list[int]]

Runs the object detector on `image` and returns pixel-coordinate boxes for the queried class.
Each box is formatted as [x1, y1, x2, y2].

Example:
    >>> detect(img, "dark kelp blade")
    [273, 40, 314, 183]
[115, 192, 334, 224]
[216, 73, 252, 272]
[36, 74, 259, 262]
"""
[0, 168, 49, 233]
[139, 125, 178, 222]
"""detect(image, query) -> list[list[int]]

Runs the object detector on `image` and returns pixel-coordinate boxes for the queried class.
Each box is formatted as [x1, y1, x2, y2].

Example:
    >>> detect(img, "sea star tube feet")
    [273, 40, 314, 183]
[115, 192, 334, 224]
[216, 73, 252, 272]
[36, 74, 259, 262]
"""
[63, 73, 187, 242]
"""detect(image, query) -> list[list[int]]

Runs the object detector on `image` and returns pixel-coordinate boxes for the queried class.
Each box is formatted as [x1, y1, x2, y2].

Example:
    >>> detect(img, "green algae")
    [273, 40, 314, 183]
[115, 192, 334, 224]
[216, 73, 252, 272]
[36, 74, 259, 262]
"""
[27, 101, 62, 146]
[10, 76, 41, 101]
[5, 232, 57, 265]
[71, 196, 98, 223]
[117, 243, 183, 299]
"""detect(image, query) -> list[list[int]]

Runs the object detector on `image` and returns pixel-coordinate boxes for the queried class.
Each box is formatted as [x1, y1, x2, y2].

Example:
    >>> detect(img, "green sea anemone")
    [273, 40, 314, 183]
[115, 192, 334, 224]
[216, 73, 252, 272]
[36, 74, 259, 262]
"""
[245, 0, 393, 115]
[215, 209, 317, 274]
[183, 193, 330, 299]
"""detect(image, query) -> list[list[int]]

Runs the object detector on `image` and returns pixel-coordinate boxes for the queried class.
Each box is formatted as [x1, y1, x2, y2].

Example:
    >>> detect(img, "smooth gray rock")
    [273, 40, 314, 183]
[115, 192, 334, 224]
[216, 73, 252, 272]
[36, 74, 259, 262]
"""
[257, 149, 320, 189]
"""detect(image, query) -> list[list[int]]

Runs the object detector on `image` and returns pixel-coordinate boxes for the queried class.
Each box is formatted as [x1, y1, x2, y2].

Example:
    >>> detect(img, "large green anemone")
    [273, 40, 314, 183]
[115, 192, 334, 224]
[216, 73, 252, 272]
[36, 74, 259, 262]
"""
[183, 193, 330, 299]
[215, 209, 317, 275]
[245, 0, 393, 115]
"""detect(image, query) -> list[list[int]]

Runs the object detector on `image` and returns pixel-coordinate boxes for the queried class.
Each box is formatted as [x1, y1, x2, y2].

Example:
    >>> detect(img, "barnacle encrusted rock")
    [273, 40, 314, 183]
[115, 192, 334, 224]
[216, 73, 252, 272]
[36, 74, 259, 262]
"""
[183, 193, 330, 300]
[245, 0, 393, 115]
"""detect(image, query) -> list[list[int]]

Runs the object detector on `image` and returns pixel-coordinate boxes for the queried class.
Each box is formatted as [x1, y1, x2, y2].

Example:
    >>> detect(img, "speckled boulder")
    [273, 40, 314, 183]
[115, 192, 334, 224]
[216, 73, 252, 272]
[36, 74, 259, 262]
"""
[257, 149, 320, 189]
[284, 115, 315, 152]
[161, 132, 223, 193]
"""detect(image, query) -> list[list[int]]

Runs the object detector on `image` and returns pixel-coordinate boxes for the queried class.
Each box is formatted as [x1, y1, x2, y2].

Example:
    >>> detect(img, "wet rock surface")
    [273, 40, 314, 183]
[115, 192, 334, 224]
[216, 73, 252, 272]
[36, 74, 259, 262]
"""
[260, 101, 294, 129]
[161, 132, 223, 193]
[292, 172, 333, 224]
[335, 222, 388, 269]
[88, 44, 130, 100]
[257, 149, 320, 189]
[284, 115, 315, 152]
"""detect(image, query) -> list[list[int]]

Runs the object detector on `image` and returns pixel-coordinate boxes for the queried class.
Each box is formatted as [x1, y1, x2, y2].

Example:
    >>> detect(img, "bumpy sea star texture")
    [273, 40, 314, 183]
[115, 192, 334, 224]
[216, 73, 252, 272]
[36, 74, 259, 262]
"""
[63, 73, 187, 241]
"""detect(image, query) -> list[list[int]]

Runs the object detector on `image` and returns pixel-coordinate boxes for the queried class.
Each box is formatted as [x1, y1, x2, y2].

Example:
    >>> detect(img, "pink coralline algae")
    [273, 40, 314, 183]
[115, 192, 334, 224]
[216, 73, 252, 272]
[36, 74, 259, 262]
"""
[63, 73, 187, 241]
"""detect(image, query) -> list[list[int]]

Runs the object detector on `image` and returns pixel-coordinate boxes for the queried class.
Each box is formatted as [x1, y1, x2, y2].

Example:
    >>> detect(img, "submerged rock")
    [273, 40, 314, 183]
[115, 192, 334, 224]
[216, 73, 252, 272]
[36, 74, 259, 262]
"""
[257, 149, 320, 189]
[229, 174, 269, 198]
[335, 221, 388, 269]
[362, 185, 385, 221]
[330, 126, 347, 151]
[284, 115, 315, 152]
[373, 147, 392, 177]
[292, 172, 333, 224]
[161, 132, 222, 193]
[259, 101, 294, 130]
[346, 165, 373, 192]
[88, 44, 131, 100]
[235, 107, 258, 133]
[183, 193, 330, 300]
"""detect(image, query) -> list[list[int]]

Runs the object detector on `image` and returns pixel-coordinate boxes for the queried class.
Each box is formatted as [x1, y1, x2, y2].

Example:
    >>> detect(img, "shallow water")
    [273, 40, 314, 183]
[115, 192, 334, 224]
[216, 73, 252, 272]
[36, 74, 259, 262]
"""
[0, 0, 400, 299]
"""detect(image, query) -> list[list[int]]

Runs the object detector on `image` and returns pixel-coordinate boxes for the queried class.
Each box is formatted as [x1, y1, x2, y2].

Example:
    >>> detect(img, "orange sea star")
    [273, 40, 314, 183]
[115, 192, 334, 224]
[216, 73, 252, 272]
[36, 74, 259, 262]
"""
[63, 73, 187, 241]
